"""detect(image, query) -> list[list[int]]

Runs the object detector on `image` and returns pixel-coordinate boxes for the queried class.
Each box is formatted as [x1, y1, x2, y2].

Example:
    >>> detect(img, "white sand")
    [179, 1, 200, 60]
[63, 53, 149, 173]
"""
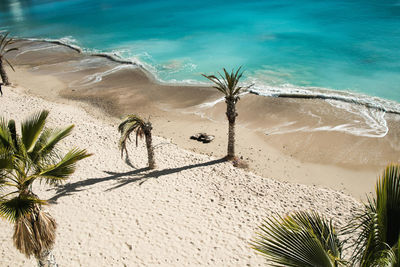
[1, 86, 361, 266]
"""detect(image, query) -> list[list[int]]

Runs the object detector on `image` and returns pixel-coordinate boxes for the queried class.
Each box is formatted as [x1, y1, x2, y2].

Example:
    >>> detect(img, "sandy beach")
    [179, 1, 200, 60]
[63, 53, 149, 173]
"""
[0, 39, 398, 266]
[1, 82, 362, 267]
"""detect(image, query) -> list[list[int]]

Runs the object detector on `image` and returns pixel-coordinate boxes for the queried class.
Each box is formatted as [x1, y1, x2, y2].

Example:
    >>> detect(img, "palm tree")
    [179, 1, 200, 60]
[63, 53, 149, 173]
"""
[202, 67, 252, 160]
[347, 164, 400, 266]
[0, 32, 18, 85]
[118, 114, 156, 169]
[0, 110, 91, 266]
[251, 164, 400, 267]
[252, 211, 346, 267]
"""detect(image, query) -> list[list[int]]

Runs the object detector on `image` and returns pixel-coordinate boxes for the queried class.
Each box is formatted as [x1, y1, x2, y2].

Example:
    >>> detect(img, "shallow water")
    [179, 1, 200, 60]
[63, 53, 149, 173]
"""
[1, 0, 399, 104]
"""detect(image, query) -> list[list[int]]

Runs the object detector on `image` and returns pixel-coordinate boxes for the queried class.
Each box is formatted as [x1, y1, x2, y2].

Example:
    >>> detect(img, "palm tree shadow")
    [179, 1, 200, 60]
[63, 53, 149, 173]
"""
[106, 157, 227, 191]
[48, 158, 226, 203]
[48, 167, 149, 203]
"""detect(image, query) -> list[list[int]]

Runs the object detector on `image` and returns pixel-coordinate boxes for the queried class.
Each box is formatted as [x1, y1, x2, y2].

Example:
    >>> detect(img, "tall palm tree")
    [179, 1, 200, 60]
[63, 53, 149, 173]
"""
[347, 164, 400, 266]
[252, 211, 346, 267]
[0, 32, 18, 85]
[202, 67, 251, 160]
[251, 164, 400, 267]
[0, 110, 91, 266]
[118, 114, 156, 169]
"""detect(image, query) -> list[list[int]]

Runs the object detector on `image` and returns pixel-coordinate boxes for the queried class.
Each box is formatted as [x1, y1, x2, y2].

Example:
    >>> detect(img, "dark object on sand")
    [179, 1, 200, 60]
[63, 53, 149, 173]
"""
[190, 133, 215, 143]
[0, 83, 2, 96]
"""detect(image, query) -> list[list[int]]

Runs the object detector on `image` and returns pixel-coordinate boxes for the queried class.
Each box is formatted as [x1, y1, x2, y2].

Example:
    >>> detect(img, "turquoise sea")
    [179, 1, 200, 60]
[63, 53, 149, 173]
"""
[1, 0, 400, 106]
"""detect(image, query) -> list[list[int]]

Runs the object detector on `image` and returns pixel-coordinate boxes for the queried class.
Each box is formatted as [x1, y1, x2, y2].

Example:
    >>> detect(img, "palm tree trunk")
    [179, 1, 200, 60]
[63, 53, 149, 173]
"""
[0, 60, 10, 85]
[226, 97, 237, 160]
[227, 120, 235, 159]
[37, 250, 58, 267]
[145, 130, 156, 169]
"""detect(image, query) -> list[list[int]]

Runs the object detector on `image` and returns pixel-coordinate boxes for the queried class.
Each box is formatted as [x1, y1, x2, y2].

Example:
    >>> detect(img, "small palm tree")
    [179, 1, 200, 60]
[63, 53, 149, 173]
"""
[202, 67, 251, 160]
[252, 164, 400, 267]
[118, 115, 156, 169]
[0, 110, 91, 266]
[0, 32, 18, 85]
[252, 211, 346, 267]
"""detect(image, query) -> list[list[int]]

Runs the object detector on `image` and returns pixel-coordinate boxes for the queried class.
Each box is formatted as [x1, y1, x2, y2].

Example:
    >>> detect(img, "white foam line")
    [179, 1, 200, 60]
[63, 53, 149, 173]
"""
[14, 44, 60, 57]
[69, 64, 135, 87]
[195, 92, 249, 109]
[196, 97, 225, 108]
[266, 120, 387, 138]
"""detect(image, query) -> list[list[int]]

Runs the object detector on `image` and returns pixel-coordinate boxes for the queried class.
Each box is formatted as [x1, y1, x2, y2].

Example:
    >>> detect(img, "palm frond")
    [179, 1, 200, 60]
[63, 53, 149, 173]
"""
[29, 125, 74, 164]
[347, 164, 400, 266]
[4, 47, 18, 55]
[377, 164, 400, 246]
[252, 211, 344, 267]
[31, 210, 57, 257]
[201, 74, 228, 95]
[118, 114, 145, 132]
[0, 32, 9, 52]
[13, 215, 38, 258]
[13, 209, 57, 258]
[0, 195, 45, 222]
[4, 58, 15, 71]
[0, 117, 12, 149]
[21, 110, 49, 153]
[202, 67, 251, 98]
[37, 148, 91, 185]
[8, 119, 20, 152]
[0, 148, 14, 170]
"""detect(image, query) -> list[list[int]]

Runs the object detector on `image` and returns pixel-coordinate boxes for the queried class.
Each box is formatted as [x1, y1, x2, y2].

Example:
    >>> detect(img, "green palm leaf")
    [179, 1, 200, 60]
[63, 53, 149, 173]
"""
[202, 66, 250, 98]
[0, 148, 13, 170]
[38, 148, 91, 185]
[0, 32, 10, 52]
[347, 164, 400, 266]
[21, 110, 49, 153]
[252, 211, 345, 267]
[29, 125, 74, 164]
[0, 196, 45, 222]
[0, 117, 13, 149]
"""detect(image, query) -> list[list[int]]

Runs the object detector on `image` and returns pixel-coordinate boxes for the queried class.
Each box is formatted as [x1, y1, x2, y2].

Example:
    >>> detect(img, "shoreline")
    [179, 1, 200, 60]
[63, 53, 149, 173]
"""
[5, 39, 400, 199]
[19, 37, 400, 115]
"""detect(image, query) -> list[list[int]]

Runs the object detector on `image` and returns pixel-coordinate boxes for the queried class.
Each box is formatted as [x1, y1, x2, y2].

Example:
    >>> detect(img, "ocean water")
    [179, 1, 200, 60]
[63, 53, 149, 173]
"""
[1, 0, 400, 105]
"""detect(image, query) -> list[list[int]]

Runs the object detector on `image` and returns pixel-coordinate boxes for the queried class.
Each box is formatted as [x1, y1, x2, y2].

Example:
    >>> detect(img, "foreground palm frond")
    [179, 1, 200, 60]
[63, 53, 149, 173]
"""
[346, 164, 400, 266]
[118, 114, 155, 169]
[252, 211, 345, 267]
[0, 110, 91, 264]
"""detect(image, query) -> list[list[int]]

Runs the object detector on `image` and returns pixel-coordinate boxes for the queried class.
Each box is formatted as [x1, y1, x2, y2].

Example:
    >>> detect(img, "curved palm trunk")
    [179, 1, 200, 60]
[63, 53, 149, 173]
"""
[0, 60, 10, 85]
[144, 124, 155, 169]
[37, 250, 58, 267]
[226, 96, 237, 160]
